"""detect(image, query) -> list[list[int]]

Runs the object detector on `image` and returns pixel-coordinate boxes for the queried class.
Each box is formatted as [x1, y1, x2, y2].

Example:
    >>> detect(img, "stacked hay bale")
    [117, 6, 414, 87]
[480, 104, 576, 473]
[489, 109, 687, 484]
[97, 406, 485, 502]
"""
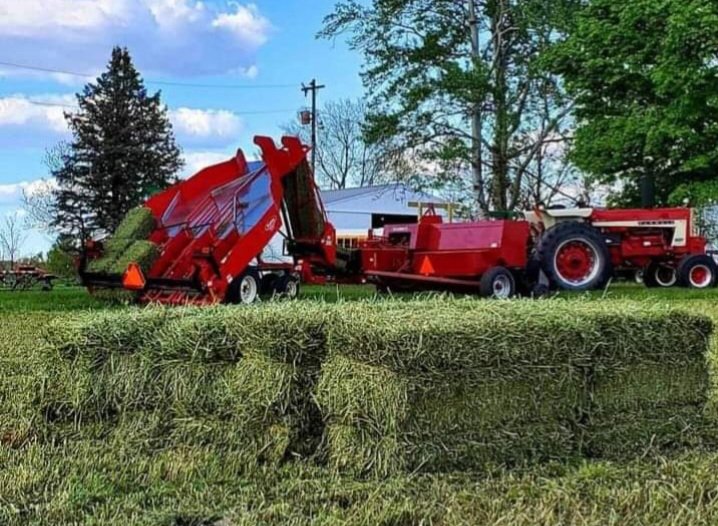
[27, 298, 714, 477]
[317, 300, 713, 477]
[86, 206, 158, 275]
[38, 304, 330, 465]
[584, 307, 714, 457]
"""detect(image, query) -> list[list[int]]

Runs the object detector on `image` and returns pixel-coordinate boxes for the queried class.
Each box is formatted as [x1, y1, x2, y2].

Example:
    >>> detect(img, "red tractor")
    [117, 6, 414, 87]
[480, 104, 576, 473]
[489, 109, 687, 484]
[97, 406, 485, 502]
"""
[525, 207, 715, 291]
[360, 206, 714, 296]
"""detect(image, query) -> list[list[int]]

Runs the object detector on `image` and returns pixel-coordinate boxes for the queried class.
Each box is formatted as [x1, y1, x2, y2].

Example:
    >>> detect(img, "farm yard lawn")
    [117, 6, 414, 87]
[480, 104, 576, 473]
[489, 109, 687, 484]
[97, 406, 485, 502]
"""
[4, 286, 718, 524]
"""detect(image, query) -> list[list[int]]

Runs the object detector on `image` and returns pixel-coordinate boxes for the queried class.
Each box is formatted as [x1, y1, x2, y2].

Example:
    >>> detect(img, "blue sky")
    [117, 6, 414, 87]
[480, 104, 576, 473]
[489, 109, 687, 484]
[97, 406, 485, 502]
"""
[0, 0, 363, 253]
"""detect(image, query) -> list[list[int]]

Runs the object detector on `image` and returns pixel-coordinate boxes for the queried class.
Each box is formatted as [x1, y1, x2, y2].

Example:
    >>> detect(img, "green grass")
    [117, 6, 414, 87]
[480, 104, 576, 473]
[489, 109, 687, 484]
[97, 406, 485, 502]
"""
[4, 283, 718, 524]
[0, 280, 713, 314]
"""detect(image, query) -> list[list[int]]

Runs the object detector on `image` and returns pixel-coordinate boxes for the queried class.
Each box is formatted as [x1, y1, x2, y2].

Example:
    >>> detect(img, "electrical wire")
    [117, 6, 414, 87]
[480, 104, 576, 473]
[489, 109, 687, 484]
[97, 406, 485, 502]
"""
[15, 99, 297, 116]
[0, 60, 298, 90]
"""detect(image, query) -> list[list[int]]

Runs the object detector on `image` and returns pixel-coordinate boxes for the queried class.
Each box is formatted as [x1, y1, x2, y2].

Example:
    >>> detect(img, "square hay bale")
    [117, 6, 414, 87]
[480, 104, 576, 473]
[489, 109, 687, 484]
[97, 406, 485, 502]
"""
[37, 305, 330, 461]
[319, 300, 713, 477]
[109, 240, 159, 275]
[42, 307, 182, 359]
[154, 304, 329, 364]
[113, 206, 156, 241]
[318, 356, 582, 476]
[85, 207, 156, 274]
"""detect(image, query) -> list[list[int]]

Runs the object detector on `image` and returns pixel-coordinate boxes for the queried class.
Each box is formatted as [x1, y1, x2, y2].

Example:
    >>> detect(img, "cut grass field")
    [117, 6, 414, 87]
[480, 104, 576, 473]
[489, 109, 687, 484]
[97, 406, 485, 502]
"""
[3, 283, 718, 524]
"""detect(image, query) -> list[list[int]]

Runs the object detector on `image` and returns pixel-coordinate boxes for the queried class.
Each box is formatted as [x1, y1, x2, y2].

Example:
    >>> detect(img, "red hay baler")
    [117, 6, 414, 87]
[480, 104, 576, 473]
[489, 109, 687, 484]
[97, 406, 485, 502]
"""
[80, 136, 716, 303]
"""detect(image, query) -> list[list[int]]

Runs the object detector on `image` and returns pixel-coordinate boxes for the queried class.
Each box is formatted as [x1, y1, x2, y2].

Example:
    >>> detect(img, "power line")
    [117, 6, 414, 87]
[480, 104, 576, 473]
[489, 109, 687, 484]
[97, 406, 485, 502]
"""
[0, 60, 298, 90]
[20, 99, 297, 116]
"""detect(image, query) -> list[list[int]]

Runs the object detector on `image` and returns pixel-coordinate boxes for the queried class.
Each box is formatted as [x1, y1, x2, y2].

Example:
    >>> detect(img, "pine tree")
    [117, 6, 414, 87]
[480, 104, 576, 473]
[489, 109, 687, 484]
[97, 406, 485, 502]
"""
[52, 47, 183, 240]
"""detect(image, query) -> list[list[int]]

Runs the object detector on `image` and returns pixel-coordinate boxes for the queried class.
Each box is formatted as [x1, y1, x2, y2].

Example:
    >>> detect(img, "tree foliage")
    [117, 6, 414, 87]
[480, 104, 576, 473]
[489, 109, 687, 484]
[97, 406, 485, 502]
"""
[45, 240, 77, 279]
[52, 47, 182, 242]
[321, 0, 578, 214]
[553, 0, 718, 206]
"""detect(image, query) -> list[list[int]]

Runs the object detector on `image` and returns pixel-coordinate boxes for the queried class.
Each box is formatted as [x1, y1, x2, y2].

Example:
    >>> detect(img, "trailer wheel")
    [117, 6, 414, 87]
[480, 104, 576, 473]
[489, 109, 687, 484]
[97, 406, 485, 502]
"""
[677, 255, 717, 289]
[643, 262, 677, 288]
[480, 267, 515, 299]
[538, 222, 611, 291]
[227, 269, 260, 304]
[276, 273, 300, 300]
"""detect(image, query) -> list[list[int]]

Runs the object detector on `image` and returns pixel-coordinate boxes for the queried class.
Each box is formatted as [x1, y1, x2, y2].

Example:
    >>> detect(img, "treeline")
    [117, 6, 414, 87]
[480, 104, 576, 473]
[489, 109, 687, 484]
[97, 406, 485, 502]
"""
[321, 0, 718, 211]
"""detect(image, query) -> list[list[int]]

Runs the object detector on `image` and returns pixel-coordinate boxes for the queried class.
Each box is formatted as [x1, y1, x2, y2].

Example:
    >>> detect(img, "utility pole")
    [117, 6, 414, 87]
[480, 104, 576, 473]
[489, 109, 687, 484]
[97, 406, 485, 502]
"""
[467, 0, 484, 217]
[301, 79, 326, 174]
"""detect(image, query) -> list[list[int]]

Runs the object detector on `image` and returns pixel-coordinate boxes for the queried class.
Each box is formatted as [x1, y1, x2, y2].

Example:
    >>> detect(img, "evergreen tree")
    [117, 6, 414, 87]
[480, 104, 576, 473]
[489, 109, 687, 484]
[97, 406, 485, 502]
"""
[52, 47, 182, 240]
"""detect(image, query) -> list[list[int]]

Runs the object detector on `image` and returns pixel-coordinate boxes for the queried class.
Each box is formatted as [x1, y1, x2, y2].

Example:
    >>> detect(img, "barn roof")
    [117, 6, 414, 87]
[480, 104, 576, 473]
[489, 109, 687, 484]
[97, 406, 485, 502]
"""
[320, 183, 446, 214]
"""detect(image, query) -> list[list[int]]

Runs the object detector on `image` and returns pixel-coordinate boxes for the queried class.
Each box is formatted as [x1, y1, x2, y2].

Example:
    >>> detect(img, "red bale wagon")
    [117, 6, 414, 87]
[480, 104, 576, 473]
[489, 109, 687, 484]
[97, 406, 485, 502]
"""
[81, 136, 338, 304]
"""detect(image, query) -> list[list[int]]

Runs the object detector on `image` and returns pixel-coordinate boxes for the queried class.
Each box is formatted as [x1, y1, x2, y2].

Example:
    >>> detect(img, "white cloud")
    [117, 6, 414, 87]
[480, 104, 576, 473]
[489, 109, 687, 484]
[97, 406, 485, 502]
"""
[170, 107, 242, 142]
[212, 3, 270, 47]
[0, 179, 56, 206]
[0, 94, 244, 148]
[0, 95, 72, 147]
[0, 96, 71, 133]
[0, 1, 270, 77]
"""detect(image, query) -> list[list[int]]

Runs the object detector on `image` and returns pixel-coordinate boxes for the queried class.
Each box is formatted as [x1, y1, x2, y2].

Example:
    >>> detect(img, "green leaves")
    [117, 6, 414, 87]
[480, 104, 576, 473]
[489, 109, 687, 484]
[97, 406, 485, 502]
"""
[554, 0, 718, 205]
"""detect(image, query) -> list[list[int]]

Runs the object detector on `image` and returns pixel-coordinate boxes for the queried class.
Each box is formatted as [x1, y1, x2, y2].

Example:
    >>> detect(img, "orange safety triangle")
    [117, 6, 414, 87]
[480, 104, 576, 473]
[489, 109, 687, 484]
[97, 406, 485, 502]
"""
[419, 256, 435, 276]
[123, 263, 147, 290]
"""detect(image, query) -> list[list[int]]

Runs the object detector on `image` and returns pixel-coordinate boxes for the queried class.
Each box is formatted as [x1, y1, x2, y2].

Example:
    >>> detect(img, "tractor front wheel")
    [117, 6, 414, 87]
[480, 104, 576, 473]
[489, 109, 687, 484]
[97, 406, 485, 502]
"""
[644, 262, 677, 288]
[480, 267, 516, 299]
[677, 255, 717, 289]
[538, 222, 611, 291]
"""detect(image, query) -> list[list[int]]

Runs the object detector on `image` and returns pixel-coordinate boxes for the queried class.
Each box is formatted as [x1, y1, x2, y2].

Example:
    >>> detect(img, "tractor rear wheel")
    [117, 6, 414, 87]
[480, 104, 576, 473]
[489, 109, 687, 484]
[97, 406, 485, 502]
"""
[644, 262, 677, 288]
[480, 267, 515, 299]
[226, 268, 261, 304]
[677, 255, 717, 289]
[537, 222, 611, 291]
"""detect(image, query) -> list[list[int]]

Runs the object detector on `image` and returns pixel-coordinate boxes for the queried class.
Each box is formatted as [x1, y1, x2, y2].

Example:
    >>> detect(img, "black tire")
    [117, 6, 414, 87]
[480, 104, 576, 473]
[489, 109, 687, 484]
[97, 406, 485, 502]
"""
[225, 268, 261, 304]
[643, 262, 677, 288]
[677, 254, 717, 289]
[480, 266, 515, 299]
[275, 273, 300, 299]
[537, 222, 612, 291]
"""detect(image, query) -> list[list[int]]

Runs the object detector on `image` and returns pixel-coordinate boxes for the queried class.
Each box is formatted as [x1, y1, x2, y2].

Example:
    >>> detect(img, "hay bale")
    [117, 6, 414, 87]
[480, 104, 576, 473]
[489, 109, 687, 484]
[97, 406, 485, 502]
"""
[37, 305, 328, 462]
[113, 206, 156, 241]
[319, 300, 713, 476]
[109, 240, 159, 275]
[85, 206, 157, 275]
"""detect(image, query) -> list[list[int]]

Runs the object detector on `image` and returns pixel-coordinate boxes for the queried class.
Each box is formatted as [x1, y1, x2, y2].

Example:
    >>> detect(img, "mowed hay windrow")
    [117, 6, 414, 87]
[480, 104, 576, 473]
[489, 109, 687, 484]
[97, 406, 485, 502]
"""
[37, 304, 332, 462]
[317, 300, 714, 477]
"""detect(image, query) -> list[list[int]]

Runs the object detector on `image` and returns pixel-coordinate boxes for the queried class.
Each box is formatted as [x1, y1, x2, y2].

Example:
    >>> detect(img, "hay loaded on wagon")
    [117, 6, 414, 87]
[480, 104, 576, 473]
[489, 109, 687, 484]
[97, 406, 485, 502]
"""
[80, 135, 717, 304]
